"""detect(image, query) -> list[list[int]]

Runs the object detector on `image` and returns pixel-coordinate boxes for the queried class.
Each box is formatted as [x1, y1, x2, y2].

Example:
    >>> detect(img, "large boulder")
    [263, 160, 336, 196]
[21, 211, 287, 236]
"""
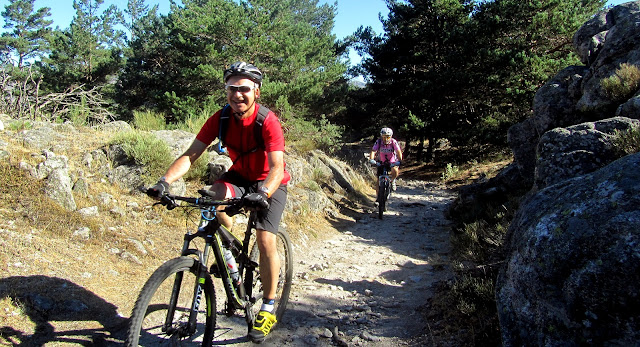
[534, 117, 640, 189]
[507, 65, 587, 183]
[150, 130, 195, 159]
[506, 1, 640, 188]
[38, 152, 77, 211]
[574, 1, 640, 116]
[496, 153, 640, 346]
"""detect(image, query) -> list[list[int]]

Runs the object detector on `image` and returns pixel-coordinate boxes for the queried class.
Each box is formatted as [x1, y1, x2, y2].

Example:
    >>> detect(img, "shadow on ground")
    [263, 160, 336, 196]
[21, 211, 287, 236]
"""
[0, 275, 127, 346]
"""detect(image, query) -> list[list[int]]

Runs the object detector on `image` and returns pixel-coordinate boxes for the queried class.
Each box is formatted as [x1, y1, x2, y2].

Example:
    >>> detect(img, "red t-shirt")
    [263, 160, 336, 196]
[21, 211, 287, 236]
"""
[196, 104, 290, 184]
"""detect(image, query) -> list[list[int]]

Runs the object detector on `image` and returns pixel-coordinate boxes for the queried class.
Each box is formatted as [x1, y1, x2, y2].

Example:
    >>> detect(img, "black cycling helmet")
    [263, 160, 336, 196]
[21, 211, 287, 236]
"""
[223, 61, 263, 86]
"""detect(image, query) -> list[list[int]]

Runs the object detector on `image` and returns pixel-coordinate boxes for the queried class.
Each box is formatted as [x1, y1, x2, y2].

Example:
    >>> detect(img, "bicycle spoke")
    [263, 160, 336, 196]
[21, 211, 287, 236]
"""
[127, 258, 216, 346]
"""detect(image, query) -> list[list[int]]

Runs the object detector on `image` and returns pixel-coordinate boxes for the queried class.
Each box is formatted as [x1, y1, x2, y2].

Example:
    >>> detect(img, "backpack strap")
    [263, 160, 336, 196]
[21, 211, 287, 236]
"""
[216, 104, 231, 153]
[217, 104, 271, 159]
[253, 104, 270, 149]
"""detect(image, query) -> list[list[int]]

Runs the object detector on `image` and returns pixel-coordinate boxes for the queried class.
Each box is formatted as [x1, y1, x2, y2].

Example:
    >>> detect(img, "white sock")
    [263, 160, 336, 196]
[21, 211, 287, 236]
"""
[261, 298, 275, 312]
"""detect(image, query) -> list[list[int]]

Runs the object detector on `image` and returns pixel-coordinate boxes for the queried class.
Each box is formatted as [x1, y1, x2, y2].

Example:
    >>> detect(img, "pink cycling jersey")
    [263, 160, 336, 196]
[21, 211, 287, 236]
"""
[372, 138, 401, 163]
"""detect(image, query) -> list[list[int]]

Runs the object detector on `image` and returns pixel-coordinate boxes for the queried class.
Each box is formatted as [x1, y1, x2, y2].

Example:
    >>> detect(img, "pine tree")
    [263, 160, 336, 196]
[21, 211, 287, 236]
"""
[351, 0, 607, 160]
[39, 0, 126, 92]
[118, 0, 348, 123]
[0, 0, 52, 68]
[353, 0, 474, 159]
[124, 0, 157, 42]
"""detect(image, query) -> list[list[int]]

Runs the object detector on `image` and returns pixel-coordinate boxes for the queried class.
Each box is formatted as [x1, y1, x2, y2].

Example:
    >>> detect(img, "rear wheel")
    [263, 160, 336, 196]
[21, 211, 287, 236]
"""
[126, 257, 216, 346]
[246, 229, 294, 325]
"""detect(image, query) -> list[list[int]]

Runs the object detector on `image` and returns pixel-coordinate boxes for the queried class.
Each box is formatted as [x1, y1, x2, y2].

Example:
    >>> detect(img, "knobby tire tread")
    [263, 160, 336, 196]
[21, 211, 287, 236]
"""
[125, 256, 216, 347]
[378, 179, 386, 219]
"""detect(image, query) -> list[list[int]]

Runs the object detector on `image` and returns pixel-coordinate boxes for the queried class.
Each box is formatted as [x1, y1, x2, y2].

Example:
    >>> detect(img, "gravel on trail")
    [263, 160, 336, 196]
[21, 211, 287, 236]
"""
[212, 179, 457, 346]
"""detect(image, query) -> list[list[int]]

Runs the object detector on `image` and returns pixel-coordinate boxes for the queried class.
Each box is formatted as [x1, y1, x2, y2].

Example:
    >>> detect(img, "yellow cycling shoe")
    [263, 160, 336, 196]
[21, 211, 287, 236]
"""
[249, 310, 277, 343]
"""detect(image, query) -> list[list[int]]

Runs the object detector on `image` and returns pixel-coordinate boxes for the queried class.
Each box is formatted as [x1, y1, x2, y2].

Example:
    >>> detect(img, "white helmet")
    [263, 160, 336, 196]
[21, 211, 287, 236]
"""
[380, 127, 393, 137]
[223, 61, 263, 86]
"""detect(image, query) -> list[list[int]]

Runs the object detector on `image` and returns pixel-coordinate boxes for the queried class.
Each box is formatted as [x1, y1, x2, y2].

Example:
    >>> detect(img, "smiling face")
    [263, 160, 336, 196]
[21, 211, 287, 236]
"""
[226, 76, 260, 118]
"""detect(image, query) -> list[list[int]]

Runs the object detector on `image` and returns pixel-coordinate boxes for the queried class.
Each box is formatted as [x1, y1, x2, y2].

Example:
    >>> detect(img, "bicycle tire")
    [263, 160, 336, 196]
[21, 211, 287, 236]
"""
[246, 229, 294, 323]
[378, 179, 386, 219]
[125, 256, 216, 347]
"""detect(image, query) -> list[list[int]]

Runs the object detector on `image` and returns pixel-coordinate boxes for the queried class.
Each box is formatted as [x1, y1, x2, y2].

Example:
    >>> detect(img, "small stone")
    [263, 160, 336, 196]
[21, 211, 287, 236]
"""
[360, 331, 382, 341]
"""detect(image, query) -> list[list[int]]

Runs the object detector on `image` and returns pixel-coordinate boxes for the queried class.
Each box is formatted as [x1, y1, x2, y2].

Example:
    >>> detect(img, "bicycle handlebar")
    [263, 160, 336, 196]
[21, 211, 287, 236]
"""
[142, 187, 245, 211]
[373, 160, 401, 167]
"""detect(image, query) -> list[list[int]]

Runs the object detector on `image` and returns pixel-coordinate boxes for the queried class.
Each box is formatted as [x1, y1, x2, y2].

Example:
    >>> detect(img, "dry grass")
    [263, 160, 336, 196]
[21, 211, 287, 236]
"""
[0, 128, 209, 343]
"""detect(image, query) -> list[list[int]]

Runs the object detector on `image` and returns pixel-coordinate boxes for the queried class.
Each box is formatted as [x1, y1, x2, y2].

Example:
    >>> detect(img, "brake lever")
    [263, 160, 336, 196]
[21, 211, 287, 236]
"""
[223, 205, 244, 217]
[158, 194, 177, 210]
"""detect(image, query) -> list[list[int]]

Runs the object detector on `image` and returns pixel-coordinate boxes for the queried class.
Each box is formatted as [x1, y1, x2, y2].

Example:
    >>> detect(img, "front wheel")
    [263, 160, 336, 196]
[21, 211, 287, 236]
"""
[125, 257, 216, 346]
[246, 229, 294, 325]
[378, 179, 387, 219]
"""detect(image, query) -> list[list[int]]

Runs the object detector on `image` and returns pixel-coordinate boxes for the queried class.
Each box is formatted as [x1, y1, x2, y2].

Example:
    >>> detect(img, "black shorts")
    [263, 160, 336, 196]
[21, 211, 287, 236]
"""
[216, 171, 287, 234]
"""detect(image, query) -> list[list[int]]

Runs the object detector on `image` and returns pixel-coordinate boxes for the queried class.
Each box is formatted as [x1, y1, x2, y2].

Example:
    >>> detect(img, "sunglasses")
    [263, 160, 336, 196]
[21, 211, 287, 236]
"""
[225, 84, 256, 93]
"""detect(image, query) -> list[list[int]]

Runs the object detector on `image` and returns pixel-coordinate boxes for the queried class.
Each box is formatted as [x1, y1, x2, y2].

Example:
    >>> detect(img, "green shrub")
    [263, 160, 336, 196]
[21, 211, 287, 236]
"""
[441, 163, 460, 181]
[68, 96, 90, 126]
[283, 115, 343, 154]
[7, 119, 33, 131]
[133, 109, 166, 130]
[109, 131, 174, 183]
[183, 154, 210, 182]
[612, 127, 640, 156]
[174, 111, 211, 133]
[601, 63, 640, 101]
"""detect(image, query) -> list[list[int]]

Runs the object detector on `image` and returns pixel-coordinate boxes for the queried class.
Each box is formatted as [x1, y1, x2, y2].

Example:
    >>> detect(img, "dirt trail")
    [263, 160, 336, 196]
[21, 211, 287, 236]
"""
[213, 179, 457, 346]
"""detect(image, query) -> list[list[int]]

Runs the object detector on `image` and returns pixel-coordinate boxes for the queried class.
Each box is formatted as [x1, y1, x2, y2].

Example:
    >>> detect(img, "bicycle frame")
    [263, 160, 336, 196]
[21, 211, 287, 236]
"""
[167, 206, 259, 335]
[376, 161, 398, 197]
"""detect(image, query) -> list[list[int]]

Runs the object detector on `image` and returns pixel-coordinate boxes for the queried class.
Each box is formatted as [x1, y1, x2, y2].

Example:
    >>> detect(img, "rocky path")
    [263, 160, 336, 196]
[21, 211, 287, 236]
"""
[213, 179, 457, 346]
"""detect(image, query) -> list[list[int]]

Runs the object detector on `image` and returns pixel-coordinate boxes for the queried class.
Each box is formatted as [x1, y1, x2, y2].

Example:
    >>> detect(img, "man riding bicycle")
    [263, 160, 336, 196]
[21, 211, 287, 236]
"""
[369, 127, 403, 199]
[147, 61, 290, 343]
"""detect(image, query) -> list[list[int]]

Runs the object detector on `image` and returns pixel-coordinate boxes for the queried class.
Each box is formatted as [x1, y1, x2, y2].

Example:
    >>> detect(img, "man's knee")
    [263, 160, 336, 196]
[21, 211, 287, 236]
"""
[256, 229, 277, 252]
[208, 181, 231, 199]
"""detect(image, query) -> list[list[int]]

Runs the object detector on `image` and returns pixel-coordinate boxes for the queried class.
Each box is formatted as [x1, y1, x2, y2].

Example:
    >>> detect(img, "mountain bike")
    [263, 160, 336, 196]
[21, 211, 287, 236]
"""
[373, 160, 401, 219]
[125, 189, 293, 346]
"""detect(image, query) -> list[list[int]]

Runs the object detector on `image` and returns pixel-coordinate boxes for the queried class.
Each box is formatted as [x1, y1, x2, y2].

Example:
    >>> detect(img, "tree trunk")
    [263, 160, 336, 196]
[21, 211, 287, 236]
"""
[425, 136, 435, 163]
[404, 136, 413, 159]
[416, 136, 425, 161]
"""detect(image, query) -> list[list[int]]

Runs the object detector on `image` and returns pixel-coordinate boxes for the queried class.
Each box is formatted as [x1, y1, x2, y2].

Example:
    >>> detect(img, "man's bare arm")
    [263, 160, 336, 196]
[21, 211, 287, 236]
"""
[262, 150, 285, 196]
[161, 139, 208, 184]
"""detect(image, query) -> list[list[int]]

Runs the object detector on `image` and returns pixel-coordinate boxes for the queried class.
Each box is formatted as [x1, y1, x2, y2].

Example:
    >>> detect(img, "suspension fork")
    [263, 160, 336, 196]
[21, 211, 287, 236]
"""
[186, 240, 213, 334]
[164, 231, 198, 333]
[164, 214, 214, 335]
